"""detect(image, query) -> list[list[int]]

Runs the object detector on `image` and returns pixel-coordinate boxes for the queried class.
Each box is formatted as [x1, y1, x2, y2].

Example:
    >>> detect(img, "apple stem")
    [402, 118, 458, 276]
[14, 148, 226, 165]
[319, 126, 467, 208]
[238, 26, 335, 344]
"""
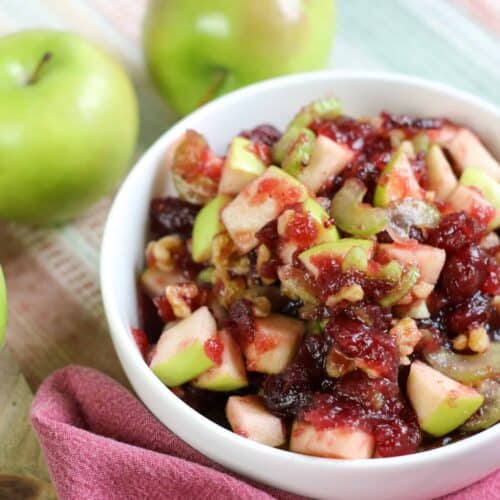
[27, 52, 53, 85]
[197, 69, 228, 108]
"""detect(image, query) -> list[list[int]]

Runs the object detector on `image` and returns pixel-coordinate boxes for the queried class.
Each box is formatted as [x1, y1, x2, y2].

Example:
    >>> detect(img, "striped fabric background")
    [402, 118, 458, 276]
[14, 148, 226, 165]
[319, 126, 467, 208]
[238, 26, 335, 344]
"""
[0, 0, 498, 495]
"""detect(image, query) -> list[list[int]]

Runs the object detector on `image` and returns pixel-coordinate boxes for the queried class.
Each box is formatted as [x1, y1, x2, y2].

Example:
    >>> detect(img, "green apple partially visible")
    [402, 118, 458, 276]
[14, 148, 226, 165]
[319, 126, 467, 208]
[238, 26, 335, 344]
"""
[0, 30, 138, 224]
[143, 0, 335, 115]
[0, 267, 6, 348]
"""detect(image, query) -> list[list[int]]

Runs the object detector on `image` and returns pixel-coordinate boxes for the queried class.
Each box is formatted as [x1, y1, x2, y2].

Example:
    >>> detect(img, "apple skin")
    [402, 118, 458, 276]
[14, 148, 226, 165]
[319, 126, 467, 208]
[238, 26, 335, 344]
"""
[0, 30, 138, 224]
[143, 0, 335, 115]
[0, 267, 6, 348]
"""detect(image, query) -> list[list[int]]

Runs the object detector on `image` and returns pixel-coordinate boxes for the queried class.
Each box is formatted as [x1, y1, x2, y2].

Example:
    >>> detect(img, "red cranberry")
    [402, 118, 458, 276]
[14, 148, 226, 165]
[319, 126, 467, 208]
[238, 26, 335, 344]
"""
[153, 295, 175, 323]
[426, 212, 486, 251]
[335, 371, 403, 414]
[327, 317, 399, 380]
[447, 292, 492, 334]
[374, 411, 422, 457]
[440, 245, 489, 302]
[310, 116, 374, 151]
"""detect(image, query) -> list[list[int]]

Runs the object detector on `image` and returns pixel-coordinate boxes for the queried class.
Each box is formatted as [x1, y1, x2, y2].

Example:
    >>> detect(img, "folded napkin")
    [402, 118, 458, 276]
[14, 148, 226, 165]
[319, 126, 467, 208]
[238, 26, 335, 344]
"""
[31, 366, 498, 500]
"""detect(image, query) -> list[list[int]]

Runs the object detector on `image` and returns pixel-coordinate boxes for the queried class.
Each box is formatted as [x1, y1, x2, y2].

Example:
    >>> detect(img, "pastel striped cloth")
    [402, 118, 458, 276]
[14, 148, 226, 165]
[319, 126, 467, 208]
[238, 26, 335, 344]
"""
[0, 0, 498, 497]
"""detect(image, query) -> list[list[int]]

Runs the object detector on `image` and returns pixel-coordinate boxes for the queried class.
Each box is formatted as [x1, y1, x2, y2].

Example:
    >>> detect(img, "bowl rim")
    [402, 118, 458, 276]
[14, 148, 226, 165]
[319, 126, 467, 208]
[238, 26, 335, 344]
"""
[101, 69, 500, 472]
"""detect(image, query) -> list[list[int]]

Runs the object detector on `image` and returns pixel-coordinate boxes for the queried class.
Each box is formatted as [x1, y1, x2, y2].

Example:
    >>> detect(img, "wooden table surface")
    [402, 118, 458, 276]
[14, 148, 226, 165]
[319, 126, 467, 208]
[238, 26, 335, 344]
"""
[0, 1, 498, 498]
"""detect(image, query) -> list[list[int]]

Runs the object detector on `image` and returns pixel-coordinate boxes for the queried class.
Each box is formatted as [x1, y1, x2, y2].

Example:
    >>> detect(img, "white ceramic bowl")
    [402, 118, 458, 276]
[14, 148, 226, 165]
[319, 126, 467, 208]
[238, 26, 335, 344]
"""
[101, 71, 500, 500]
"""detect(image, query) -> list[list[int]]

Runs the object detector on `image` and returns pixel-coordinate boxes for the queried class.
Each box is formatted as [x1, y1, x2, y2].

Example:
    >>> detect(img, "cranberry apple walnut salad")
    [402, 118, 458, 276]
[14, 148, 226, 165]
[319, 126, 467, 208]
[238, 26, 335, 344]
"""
[133, 97, 500, 460]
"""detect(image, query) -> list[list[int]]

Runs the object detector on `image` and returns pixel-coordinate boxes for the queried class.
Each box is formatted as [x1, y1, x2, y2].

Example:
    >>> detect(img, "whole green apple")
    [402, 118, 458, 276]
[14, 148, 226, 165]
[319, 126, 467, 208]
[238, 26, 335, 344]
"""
[143, 0, 335, 115]
[0, 30, 138, 225]
[0, 267, 6, 348]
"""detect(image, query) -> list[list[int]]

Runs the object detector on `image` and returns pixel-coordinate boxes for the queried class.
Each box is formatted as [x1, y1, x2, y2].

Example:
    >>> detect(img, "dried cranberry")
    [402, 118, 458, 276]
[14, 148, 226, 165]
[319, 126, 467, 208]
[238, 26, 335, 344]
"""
[446, 292, 492, 334]
[426, 212, 486, 251]
[440, 245, 489, 303]
[137, 289, 163, 343]
[262, 335, 330, 418]
[150, 197, 200, 237]
[256, 220, 279, 249]
[228, 299, 255, 348]
[240, 124, 282, 147]
[380, 112, 443, 133]
[262, 372, 312, 418]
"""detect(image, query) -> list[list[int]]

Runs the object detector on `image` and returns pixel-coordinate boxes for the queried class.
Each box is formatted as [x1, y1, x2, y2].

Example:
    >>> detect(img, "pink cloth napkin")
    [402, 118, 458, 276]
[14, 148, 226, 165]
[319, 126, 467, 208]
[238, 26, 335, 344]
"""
[31, 366, 499, 500]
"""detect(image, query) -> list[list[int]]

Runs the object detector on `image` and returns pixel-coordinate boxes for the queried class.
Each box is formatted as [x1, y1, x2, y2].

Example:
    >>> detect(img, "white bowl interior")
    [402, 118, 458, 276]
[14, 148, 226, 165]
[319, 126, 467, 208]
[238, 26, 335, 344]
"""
[101, 72, 500, 500]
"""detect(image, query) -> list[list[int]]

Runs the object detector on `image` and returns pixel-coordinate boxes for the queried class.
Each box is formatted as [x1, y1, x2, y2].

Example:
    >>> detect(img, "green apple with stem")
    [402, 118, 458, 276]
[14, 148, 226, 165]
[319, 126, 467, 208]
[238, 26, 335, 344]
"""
[0, 30, 138, 225]
[143, 0, 335, 115]
[0, 267, 6, 348]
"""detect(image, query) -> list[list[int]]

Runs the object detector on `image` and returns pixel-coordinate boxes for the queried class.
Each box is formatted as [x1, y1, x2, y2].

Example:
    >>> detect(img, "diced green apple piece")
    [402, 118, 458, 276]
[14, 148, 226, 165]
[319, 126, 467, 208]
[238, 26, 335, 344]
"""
[461, 379, 500, 432]
[219, 137, 266, 194]
[243, 314, 305, 374]
[447, 184, 500, 230]
[378, 265, 420, 307]
[272, 97, 341, 164]
[290, 420, 375, 459]
[193, 330, 248, 391]
[425, 144, 457, 200]
[191, 194, 232, 262]
[459, 168, 500, 229]
[330, 178, 388, 237]
[150, 306, 217, 386]
[277, 198, 339, 264]
[342, 246, 369, 273]
[289, 97, 342, 130]
[443, 128, 500, 182]
[221, 166, 307, 253]
[394, 299, 431, 319]
[374, 152, 423, 207]
[407, 360, 484, 437]
[282, 128, 316, 177]
[302, 197, 340, 243]
[140, 267, 184, 297]
[299, 239, 375, 278]
[377, 242, 446, 285]
[424, 342, 500, 384]
[226, 395, 286, 447]
[277, 265, 319, 304]
[298, 136, 354, 193]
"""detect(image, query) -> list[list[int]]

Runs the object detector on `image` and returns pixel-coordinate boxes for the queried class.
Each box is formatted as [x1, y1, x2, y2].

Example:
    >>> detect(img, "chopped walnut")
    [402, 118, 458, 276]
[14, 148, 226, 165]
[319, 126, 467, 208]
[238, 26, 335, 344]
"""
[326, 285, 364, 307]
[165, 282, 199, 319]
[412, 281, 434, 300]
[494, 296, 500, 314]
[452, 326, 490, 353]
[256, 244, 275, 285]
[452, 334, 468, 351]
[468, 326, 490, 353]
[389, 317, 423, 365]
[146, 235, 183, 271]
[212, 232, 250, 275]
